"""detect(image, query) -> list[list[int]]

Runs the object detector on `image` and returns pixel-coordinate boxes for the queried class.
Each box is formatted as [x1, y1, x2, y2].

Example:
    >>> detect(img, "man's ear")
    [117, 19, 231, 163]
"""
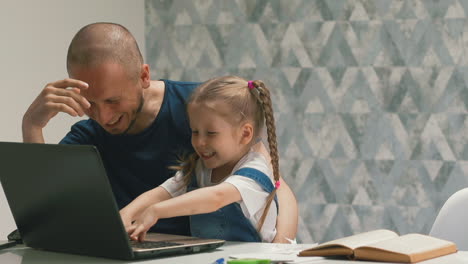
[140, 64, 150, 88]
[240, 123, 254, 145]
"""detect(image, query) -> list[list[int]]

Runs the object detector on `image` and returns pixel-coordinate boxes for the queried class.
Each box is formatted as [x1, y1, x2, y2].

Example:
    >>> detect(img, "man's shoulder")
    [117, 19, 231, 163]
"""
[60, 119, 102, 145]
[163, 79, 202, 88]
[70, 118, 99, 130]
[67, 118, 105, 138]
[162, 79, 201, 96]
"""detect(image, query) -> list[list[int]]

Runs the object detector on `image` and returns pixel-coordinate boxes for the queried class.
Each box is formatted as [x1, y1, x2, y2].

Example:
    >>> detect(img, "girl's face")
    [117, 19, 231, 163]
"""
[188, 101, 252, 176]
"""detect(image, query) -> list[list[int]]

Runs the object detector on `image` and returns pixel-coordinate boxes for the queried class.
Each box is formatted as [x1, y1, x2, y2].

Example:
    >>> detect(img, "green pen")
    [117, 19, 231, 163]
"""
[227, 259, 271, 264]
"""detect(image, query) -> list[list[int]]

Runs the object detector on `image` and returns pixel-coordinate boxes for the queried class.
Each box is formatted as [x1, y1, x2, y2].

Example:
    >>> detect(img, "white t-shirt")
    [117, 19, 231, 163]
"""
[160, 149, 278, 242]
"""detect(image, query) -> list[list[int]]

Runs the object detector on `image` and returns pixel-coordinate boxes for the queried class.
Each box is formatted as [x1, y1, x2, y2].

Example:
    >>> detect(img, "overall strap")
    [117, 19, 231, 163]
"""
[232, 167, 278, 211]
[188, 169, 261, 242]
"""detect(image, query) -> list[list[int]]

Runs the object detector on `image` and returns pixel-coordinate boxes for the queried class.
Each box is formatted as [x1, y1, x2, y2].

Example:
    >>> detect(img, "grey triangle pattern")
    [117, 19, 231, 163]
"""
[146, 0, 468, 243]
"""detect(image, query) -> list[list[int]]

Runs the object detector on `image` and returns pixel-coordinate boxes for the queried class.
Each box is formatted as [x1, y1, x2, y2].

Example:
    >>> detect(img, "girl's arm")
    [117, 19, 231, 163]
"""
[156, 182, 241, 216]
[129, 182, 241, 241]
[119, 186, 172, 231]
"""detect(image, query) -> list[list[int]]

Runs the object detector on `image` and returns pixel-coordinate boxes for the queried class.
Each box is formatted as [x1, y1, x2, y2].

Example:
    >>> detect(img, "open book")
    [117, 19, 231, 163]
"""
[298, 229, 457, 263]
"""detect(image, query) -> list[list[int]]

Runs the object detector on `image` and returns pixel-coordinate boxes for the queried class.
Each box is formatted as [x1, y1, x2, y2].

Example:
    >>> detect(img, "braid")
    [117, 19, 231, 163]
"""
[250, 80, 280, 232]
[256, 82, 280, 182]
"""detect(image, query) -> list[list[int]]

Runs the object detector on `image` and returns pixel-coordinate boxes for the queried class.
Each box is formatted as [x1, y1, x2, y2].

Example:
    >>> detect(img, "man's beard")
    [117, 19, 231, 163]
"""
[122, 95, 144, 135]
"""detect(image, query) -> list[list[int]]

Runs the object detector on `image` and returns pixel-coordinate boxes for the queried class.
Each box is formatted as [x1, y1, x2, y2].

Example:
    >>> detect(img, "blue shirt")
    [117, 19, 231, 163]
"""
[60, 79, 199, 235]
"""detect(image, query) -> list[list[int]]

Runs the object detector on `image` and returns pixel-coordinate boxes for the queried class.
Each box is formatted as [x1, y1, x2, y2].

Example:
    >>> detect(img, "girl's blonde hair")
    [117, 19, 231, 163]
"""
[174, 75, 280, 231]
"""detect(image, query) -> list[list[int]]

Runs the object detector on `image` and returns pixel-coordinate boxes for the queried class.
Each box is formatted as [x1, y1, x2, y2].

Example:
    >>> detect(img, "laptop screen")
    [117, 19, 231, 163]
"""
[0, 142, 138, 259]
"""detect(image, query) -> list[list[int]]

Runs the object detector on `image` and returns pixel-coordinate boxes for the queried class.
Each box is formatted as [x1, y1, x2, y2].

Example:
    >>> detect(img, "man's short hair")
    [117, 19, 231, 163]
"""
[67, 22, 143, 81]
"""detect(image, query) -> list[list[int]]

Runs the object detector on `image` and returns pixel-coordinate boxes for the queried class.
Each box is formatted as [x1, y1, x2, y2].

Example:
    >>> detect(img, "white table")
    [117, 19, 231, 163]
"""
[0, 241, 467, 264]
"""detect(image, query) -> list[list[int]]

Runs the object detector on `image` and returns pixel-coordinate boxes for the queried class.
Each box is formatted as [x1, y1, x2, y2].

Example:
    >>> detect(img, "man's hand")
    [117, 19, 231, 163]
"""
[22, 79, 90, 143]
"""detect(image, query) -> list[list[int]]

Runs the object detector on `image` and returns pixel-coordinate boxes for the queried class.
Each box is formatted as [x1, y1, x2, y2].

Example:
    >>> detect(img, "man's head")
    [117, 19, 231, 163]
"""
[67, 22, 150, 135]
[67, 22, 143, 81]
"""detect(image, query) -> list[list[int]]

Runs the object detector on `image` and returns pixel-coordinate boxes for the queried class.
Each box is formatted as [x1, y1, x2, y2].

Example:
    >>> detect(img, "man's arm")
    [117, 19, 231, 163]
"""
[22, 79, 90, 143]
[22, 122, 45, 143]
[274, 177, 298, 243]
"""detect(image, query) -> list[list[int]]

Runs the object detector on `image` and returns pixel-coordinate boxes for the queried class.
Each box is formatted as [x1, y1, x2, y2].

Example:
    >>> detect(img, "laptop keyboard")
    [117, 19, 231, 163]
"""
[129, 240, 183, 249]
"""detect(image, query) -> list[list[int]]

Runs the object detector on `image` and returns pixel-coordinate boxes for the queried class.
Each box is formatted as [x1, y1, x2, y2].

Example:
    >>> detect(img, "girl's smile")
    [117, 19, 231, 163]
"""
[188, 101, 252, 178]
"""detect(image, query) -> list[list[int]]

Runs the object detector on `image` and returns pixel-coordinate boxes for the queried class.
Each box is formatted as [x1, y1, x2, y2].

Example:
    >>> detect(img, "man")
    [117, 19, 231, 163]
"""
[22, 22, 297, 242]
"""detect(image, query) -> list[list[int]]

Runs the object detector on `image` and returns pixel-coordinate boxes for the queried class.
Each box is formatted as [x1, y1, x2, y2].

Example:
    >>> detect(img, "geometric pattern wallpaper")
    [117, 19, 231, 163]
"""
[145, 0, 468, 243]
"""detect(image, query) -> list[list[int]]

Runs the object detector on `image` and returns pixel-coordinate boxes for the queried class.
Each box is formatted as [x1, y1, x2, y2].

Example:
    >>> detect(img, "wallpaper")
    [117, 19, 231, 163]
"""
[145, 0, 468, 243]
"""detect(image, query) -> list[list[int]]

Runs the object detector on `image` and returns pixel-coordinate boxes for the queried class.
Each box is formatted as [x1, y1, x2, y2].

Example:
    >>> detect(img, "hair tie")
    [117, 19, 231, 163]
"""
[247, 80, 255, 90]
[275, 180, 280, 189]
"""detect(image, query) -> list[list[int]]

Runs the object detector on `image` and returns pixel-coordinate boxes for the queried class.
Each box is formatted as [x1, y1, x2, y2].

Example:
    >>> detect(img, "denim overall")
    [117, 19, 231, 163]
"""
[189, 168, 278, 242]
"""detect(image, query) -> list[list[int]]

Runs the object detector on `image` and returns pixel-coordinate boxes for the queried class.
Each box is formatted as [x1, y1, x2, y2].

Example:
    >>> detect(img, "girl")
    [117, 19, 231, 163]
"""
[120, 75, 282, 242]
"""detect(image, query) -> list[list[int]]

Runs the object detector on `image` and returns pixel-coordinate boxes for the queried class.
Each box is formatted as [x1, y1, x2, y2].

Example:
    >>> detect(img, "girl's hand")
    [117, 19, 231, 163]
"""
[119, 209, 134, 232]
[128, 205, 160, 242]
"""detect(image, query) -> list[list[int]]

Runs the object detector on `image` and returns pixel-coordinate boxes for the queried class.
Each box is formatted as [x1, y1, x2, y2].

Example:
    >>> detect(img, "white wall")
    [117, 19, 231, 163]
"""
[0, 0, 145, 239]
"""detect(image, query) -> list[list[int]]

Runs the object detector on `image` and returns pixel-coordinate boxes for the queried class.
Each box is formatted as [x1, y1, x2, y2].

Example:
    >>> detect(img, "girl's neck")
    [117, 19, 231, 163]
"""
[210, 146, 251, 183]
[211, 165, 234, 183]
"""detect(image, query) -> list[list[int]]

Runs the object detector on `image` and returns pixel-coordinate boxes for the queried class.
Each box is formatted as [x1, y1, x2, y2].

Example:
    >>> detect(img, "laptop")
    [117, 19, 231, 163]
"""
[0, 142, 224, 260]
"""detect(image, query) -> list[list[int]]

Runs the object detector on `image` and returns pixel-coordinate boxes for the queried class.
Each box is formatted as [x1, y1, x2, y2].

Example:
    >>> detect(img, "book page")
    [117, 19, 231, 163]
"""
[317, 229, 398, 249]
[298, 229, 398, 256]
[355, 234, 457, 263]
